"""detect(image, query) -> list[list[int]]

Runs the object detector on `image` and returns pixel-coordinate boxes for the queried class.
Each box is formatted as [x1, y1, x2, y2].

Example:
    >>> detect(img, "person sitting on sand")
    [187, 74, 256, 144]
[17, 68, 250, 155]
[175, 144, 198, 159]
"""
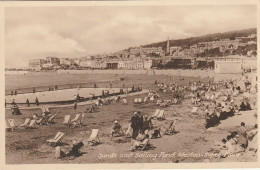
[150, 125, 161, 139]
[59, 140, 84, 159]
[239, 100, 252, 111]
[211, 138, 227, 152]
[89, 104, 96, 112]
[219, 136, 235, 158]
[35, 97, 39, 106]
[111, 121, 124, 137]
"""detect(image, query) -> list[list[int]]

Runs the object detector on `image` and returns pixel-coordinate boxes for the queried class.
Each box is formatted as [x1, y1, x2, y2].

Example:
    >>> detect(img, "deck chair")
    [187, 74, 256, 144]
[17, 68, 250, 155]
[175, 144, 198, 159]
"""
[134, 98, 138, 104]
[32, 114, 38, 119]
[25, 119, 37, 129]
[36, 118, 43, 124]
[6, 121, 12, 132]
[124, 123, 133, 138]
[46, 132, 65, 146]
[36, 115, 50, 125]
[210, 94, 215, 101]
[156, 110, 165, 120]
[87, 129, 100, 146]
[7, 119, 18, 130]
[143, 97, 148, 103]
[71, 114, 80, 123]
[172, 108, 180, 116]
[138, 98, 142, 104]
[95, 101, 100, 106]
[71, 113, 81, 128]
[191, 107, 199, 115]
[20, 118, 31, 127]
[78, 113, 86, 127]
[47, 114, 57, 124]
[63, 115, 71, 126]
[122, 98, 128, 105]
[41, 107, 50, 115]
[151, 109, 160, 118]
[150, 96, 155, 102]
[136, 139, 152, 151]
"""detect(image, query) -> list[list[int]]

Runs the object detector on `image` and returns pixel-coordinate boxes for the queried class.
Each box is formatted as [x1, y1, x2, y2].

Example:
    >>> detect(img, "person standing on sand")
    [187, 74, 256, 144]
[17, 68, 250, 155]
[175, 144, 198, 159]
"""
[26, 99, 30, 107]
[74, 101, 77, 110]
[131, 112, 139, 139]
[137, 111, 144, 133]
[11, 99, 16, 106]
[35, 97, 39, 106]
[236, 122, 248, 151]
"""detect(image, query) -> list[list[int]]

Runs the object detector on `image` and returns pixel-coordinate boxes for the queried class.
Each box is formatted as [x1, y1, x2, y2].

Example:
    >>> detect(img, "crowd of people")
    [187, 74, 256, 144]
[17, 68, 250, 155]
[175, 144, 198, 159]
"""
[211, 122, 257, 158]
[6, 74, 257, 160]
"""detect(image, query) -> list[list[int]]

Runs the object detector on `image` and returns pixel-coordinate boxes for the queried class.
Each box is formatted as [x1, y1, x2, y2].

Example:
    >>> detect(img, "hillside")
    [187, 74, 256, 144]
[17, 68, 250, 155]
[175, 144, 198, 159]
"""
[140, 28, 256, 50]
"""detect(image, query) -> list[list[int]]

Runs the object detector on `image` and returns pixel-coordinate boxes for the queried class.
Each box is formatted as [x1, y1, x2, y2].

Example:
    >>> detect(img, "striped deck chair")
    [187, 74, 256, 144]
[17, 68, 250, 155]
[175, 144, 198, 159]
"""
[151, 109, 160, 118]
[7, 119, 18, 130]
[46, 132, 65, 146]
[87, 129, 100, 146]
[156, 110, 165, 120]
[36, 115, 50, 125]
[122, 98, 128, 105]
[63, 115, 71, 126]
[20, 118, 31, 127]
[47, 114, 56, 124]
[25, 119, 37, 129]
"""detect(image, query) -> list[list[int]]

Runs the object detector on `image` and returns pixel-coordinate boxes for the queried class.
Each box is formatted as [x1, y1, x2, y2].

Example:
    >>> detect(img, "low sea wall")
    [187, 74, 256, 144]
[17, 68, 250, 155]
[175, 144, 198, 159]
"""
[6, 69, 249, 81]
[56, 69, 216, 78]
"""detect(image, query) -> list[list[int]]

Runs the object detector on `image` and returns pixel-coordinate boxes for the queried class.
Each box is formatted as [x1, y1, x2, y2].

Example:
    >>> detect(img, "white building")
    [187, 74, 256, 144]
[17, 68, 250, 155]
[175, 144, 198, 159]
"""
[215, 60, 242, 74]
[118, 61, 125, 69]
[80, 60, 93, 68]
[60, 58, 71, 66]
[144, 60, 153, 69]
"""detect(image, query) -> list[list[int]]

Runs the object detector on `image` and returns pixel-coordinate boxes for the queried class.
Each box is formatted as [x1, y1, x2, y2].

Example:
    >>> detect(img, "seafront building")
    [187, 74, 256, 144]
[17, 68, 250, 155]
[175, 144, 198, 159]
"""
[26, 33, 256, 71]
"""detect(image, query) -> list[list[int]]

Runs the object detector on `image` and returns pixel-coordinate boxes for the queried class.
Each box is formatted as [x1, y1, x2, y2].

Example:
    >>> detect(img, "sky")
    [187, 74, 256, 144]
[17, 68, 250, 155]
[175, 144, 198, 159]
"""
[5, 5, 257, 67]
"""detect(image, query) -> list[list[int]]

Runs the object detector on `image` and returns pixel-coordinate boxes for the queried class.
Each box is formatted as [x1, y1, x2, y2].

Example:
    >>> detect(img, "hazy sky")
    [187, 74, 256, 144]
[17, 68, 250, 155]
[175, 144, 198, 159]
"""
[5, 5, 256, 67]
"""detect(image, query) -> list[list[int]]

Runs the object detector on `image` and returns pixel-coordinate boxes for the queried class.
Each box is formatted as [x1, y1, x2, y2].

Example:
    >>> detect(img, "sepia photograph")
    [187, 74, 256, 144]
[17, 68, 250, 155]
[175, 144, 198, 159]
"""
[2, 1, 259, 167]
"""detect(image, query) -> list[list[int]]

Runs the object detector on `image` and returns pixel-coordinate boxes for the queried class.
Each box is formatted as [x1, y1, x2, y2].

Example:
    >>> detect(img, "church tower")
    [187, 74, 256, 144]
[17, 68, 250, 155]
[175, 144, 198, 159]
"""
[166, 37, 170, 55]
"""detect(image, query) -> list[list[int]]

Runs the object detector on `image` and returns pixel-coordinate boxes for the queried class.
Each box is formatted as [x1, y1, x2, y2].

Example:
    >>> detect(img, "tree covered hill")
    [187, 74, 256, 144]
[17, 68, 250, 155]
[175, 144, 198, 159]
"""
[140, 28, 256, 50]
